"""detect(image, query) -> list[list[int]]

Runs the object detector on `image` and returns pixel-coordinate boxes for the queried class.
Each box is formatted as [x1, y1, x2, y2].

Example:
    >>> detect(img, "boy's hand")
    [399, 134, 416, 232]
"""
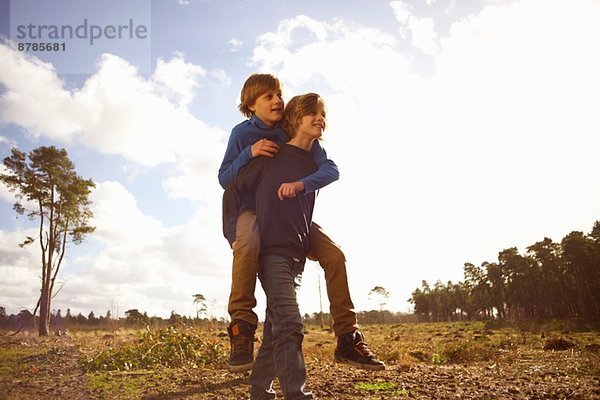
[278, 181, 305, 200]
[251, 139, 279, 158]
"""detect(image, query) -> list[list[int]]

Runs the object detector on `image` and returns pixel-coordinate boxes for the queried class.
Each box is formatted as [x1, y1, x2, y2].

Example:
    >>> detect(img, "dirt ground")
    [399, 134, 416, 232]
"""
[1, 322, 600, 399]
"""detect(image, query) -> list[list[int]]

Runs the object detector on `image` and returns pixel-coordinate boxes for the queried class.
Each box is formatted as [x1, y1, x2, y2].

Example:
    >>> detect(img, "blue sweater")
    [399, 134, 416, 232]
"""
[223, 144, 317, 261]
[218, 115, 339, 209]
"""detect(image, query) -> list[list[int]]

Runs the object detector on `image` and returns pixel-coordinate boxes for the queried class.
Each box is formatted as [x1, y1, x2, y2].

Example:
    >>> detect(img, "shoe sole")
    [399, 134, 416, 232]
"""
[334, 356, 386, 371]
[228, 362, 254, 373]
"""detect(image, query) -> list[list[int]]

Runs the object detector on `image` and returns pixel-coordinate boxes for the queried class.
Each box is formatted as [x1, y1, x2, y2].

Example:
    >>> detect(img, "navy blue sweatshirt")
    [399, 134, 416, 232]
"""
[218, 115, 338, 211]
[223, 143, 317, 262]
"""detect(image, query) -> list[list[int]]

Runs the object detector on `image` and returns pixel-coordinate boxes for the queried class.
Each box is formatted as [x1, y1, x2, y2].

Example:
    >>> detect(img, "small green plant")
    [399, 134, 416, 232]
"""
[373, 342, 401, 363]
[428, 338, 497, 365]
[81, 326, 226, 372]
[431, 340, 446, 364]
[354, 380, 408, 396]
[431, 352, 444, 364]
[441, 340, 496, 363]
[442, 341, 472, 363]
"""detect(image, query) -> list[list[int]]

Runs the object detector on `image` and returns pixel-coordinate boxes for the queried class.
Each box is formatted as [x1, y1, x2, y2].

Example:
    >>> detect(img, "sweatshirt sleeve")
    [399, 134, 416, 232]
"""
[218, 129, 255, 190]
[298, 141, 340, 194]
[222, 158, 266, 246]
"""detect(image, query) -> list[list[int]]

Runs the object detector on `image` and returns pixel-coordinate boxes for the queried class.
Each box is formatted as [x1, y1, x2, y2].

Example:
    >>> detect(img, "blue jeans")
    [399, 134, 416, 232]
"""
[249, 254, 313, 400]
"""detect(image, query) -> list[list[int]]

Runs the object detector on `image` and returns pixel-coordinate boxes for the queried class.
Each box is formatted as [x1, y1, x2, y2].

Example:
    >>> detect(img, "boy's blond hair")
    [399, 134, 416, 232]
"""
[282, 93, 325, 140]
[238, 73, 282, 118]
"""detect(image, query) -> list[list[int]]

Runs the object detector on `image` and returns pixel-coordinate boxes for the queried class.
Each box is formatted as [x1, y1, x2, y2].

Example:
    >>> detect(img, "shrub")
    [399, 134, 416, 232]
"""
[82, 326, 226, 371]
[440, 340, 496, 364]
[543, 337, 576, 351]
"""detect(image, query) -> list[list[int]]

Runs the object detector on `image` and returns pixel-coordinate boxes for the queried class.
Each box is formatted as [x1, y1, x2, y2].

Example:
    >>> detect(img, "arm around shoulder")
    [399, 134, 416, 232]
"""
[299, 141, 339, 194]
[218, 127, 255, 189]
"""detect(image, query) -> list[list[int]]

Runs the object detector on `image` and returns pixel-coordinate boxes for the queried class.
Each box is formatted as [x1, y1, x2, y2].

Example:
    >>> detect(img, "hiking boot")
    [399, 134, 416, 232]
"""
[334, 330, 386, 371]
[227, 320, 256, 372]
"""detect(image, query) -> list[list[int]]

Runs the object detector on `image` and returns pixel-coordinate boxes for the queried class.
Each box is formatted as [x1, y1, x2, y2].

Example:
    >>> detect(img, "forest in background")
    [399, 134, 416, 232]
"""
[409, 221, 600, 323]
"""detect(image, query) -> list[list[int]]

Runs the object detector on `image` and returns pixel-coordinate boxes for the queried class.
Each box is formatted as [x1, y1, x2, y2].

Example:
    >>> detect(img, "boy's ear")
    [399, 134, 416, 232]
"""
[248, 103, 256, 113]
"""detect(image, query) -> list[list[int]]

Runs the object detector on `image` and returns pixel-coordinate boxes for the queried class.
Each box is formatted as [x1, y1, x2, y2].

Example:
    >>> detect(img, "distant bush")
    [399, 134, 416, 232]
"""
[82, 326, 226, 371]
[435, 340, 497, 364]
[543, 337, 576, 351]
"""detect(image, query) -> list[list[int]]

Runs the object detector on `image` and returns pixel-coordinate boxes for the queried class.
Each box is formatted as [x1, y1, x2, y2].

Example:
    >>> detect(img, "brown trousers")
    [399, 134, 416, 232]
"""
[229, 210, 359, 336]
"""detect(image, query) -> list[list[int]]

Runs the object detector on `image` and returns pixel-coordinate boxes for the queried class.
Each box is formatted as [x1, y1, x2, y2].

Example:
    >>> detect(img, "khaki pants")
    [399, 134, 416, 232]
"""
[228, 210, 359, 337]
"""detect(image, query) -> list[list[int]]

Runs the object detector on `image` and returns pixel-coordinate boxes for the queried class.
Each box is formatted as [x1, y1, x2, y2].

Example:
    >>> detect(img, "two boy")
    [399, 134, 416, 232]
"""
[223, 92, 326, 399]
[218, 74, 384, 375]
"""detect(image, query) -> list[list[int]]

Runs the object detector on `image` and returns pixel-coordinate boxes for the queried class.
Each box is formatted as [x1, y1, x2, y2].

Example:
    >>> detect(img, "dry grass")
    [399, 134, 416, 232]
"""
[1, 321, 600, 399]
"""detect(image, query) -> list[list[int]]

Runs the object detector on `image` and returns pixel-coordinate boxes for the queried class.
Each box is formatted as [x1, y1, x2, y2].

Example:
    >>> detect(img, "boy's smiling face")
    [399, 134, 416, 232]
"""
[297, 99, 326, 139]
[250, 89, 284, 128]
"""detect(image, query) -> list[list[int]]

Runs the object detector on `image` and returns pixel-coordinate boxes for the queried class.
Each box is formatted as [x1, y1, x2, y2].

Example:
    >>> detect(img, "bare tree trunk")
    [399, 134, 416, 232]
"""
[39, 280, 51, 336]
[37, 197, 51, 336]
[39, 239, 53, 336]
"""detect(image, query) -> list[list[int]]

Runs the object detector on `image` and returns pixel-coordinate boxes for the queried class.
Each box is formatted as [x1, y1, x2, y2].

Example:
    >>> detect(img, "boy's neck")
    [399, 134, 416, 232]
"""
[287, 135, 315, 152]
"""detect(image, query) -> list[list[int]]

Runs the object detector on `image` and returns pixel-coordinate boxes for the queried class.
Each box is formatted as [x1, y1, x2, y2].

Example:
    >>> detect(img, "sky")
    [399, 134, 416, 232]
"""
[1, 0, 599, 320]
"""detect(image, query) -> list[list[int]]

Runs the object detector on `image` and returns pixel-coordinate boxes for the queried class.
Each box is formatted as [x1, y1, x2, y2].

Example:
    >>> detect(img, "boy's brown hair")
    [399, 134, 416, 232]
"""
[282, 93, 325, 140]
[238, 73, 282, 118]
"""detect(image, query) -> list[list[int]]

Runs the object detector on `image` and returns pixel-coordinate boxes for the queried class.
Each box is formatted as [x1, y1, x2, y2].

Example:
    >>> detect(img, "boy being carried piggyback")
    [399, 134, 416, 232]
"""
[218, 73, 384, 373]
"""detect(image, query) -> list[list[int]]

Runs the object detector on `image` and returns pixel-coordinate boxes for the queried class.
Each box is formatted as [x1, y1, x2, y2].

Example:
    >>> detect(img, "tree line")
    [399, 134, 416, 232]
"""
[0, 307, 229, 333]
[409, 221, 600, 322]
[303, 311, 416, 328]
[0, 306, 420, 333]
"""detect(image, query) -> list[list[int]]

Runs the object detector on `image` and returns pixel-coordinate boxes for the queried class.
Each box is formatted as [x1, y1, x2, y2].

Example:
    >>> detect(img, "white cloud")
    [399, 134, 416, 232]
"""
[251, 15, 405, 97]
[83, 181, 230, 315]
[0, 181, 233, 317]
[408, 16, 440, 55]
[390, 1, 441, 55]
[0, 43, 226, 202]
[0, 164, 41, 216]
[228, 38, 243, 52]
[0, 44, 80, 141]
[152, 52, 207, 107]
[390, 0, 411, 25]
[254, 14, 328, 51]
[72, 53, 217, 167]
[162, 148, 225, 202]
[80, 183, 231, 317]
[210, 68, 232, 87]
[90, 181, 164, 246]
[0, 135, 16, 146]
[0, 229, 39, 271]
[89, 181, 229, 276]
[0, 167, 15, 205]
[0, 228, 44, 312]
[250, 0, 600, 312]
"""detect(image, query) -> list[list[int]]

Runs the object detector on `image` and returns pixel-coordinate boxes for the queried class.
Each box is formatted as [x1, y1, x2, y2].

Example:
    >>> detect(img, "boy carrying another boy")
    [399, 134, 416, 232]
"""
[223, 92, 328, 399]
[218, 74, 384, 373]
